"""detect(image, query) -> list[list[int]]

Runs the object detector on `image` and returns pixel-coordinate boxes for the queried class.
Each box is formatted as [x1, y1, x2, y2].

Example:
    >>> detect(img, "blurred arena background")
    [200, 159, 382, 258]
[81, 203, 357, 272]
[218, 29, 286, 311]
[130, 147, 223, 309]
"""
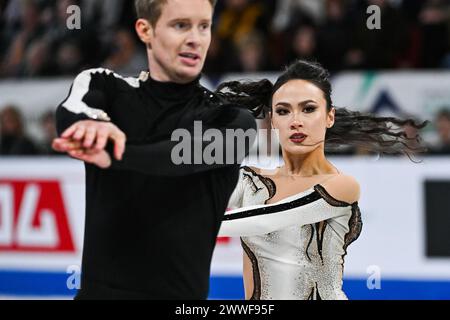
[1, 0, 450, 300]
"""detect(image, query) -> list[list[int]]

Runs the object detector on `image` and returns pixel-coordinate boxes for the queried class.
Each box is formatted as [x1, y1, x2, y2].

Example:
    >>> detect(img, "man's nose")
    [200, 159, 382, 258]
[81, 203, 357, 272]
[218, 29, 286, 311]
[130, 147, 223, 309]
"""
[186, 30, 201, 48]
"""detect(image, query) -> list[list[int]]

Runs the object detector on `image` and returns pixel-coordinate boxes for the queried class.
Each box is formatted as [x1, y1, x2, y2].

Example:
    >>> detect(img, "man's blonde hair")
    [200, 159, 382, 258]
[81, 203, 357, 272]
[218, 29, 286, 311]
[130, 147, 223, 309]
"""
[135, 0, 216, 27]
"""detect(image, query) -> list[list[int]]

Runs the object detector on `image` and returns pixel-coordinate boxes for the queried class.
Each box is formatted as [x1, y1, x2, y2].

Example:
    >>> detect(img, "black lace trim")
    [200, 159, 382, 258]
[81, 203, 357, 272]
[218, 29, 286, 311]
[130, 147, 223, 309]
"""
[314, 185, 354, 207]
[305, 224, 314, 262]
[316, 221, 327, 265]
[316, 282, 322, 300]
[305, 222, 327, 265]
[243, 173, 263, 195]
[307, 283, 322, 300]
[340, 203, 363, 278]
[241, 166, 276, 204]
[307, 287, 314, 300]
[241, 239, 261, 300]
[344, 204, 363, 252]
[242, 167, 355, 209]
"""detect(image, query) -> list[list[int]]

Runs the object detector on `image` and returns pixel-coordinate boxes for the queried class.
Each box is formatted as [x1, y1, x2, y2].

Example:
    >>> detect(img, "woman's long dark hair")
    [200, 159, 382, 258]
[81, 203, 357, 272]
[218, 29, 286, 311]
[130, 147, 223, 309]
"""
[216, 59, 428, 159]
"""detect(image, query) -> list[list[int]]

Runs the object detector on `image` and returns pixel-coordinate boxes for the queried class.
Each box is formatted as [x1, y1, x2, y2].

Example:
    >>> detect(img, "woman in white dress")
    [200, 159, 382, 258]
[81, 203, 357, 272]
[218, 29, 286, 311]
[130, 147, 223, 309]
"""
[217, 60, 426, 300]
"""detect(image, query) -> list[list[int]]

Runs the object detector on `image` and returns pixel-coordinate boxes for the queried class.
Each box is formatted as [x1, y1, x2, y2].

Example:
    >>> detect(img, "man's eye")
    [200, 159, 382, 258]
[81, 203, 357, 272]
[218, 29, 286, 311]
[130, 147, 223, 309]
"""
[174, 22, 187, 30]
[200, 23, 210, 31]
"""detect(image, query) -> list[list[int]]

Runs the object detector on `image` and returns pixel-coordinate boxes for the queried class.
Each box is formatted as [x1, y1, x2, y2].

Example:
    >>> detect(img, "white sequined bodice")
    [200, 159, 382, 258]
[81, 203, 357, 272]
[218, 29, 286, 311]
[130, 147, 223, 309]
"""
[220, 167, 362, 300]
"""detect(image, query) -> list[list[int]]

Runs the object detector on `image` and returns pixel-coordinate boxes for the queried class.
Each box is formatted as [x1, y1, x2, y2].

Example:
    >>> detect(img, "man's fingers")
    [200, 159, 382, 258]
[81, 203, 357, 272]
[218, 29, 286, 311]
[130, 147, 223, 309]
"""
[52, 138, 82, 152]
[62, 123, 79, 139]
[111, 133, 126, 160]
[73, 126, 87, 141]
[95, 132, 108, 151]
[83, 127, 97, 148]
[68, 149, 111, 169]
[52, 139, 65, 152]
[62, 122, 126, 160]
[114, 140, 125, 161]
[68, 150, 98, 165]
[69, 149, 85, 159]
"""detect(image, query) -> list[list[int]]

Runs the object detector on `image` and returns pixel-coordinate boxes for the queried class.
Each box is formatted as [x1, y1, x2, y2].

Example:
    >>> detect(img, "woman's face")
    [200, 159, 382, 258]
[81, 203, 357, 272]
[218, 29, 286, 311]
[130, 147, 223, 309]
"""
[271, 79, 335, 155]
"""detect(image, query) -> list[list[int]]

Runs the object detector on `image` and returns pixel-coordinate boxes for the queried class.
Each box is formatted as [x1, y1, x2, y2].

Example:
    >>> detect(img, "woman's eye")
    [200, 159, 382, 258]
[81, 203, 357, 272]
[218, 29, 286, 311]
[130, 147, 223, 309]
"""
[304, 106, 317, 113]
[275, 109, 289, 115]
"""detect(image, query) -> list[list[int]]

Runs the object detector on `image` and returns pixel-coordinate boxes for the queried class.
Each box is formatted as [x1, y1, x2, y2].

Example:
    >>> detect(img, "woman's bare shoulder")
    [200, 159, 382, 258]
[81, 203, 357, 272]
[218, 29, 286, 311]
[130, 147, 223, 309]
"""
[320, 174, 360, 204]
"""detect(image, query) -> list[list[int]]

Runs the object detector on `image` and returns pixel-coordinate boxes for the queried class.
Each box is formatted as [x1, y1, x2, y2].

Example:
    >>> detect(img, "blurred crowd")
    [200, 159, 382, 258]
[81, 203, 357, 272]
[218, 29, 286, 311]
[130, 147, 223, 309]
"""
[1, 0, 450, 79]
[0, 105, 57, 155]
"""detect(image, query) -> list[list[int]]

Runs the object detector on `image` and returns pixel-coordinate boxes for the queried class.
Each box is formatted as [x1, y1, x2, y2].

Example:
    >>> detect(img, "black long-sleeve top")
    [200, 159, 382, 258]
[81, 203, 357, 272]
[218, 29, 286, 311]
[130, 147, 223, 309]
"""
[56, 69, 256, 300]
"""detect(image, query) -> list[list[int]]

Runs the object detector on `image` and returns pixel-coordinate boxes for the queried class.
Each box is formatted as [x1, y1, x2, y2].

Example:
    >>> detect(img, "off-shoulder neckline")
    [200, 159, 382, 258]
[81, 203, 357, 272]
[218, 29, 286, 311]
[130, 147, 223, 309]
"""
[242, 166, 357, 207]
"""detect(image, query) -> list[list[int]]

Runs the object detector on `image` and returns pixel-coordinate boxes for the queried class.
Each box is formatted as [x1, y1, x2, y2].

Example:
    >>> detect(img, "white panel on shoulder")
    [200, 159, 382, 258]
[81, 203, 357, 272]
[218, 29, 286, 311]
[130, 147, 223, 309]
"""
[61, 68, 143, 121]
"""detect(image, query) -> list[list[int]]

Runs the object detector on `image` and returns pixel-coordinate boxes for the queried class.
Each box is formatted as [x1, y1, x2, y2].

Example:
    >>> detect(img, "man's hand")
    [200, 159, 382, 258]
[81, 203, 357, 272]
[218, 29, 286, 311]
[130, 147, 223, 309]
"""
[59, 120, 126, 160]
[69, 148, 112, 169]
[52, 138, 112, 169]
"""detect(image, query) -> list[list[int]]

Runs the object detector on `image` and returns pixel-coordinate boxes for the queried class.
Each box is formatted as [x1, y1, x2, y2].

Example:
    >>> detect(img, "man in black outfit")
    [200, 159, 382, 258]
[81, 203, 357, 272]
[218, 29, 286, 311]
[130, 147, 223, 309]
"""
[53, 0, 256, 300]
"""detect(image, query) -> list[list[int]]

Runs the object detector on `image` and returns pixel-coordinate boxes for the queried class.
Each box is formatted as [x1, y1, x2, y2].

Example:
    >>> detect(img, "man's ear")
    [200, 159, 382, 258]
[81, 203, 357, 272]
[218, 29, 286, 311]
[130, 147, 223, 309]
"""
[135, 18, 153, 48]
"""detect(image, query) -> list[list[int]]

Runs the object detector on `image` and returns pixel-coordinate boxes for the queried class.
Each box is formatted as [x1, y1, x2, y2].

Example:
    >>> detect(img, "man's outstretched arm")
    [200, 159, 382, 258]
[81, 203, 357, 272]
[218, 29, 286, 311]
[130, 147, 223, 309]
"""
[109, 106, 257, 176]
[55, 106, 257, 176]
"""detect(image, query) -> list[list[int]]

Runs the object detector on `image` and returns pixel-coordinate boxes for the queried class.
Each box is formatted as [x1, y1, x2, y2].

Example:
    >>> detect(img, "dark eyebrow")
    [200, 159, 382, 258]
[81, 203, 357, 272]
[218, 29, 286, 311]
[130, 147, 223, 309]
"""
[275, 100, 317, 108]
[168, 18, 212, 24]
[274, 102, 291, 108]
[168, 18, 190, 24]
[299, 99, 317, 106]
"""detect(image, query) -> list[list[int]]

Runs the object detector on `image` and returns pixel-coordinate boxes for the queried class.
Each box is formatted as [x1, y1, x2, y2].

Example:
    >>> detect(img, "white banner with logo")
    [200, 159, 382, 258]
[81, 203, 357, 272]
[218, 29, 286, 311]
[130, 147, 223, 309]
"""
[0, 157, 449, 281]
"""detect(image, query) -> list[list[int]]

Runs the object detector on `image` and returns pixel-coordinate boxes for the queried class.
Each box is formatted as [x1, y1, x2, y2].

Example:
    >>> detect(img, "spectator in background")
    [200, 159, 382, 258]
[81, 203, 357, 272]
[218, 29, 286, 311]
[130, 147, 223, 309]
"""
[0, 0, 12, 58]
[272, 0, 325, 33]
[345, 0, 409, 69]
[1, 0, 23, 48]
[46, 0, 97, 74]
[0, 0, 9, 17]
[39, 110, 60, 155]
[203, 32, 234, 78]
[418, 0, 450, 68]
[102, 29, 147, 76]
[0, 105, 39, 155]
[22, 38, 55, 76]
[215, 0, 271, 45]
[429, 109, 450, 155]
[212, 0, 273, 73]
[234, 31, 272, 73]
[270, 0, 320, 70]
[287, 24, 318, 63]
[55, 40, 83, 75]
[316, 0, 351, 71]
[0, 0, 47, 77]
[81, 0, 125, 44]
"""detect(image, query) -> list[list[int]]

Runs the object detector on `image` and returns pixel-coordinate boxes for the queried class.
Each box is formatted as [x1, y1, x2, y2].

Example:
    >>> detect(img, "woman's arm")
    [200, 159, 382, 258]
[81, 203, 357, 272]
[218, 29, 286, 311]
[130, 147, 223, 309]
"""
[219, 176, 360, 237]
